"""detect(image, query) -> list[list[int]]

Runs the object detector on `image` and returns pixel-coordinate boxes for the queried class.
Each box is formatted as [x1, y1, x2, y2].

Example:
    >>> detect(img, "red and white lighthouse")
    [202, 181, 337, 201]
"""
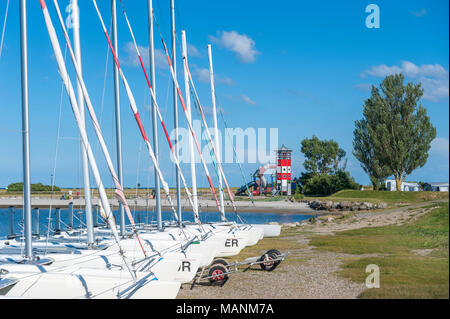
[276, 145, 292, 195]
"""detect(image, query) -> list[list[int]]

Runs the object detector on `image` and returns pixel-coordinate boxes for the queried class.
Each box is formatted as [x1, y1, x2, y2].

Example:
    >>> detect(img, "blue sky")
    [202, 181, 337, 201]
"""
[0, 0, 448, 189]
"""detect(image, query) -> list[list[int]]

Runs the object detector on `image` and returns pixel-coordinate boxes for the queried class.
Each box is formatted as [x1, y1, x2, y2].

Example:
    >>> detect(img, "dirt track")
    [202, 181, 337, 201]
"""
[177, 201, 441, 299]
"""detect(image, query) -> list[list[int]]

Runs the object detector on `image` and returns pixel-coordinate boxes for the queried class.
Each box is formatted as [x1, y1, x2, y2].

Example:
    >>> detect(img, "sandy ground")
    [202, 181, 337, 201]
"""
[0, 196, 314, 213]
[177, 201, 443, 299]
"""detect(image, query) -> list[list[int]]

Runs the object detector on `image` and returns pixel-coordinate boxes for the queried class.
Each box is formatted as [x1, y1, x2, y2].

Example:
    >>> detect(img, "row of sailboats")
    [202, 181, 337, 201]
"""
[0, 0, 280, 299]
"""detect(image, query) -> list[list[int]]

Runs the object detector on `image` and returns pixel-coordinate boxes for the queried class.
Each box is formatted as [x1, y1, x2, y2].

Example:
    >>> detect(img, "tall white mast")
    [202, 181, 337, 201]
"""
[147, 0, 162, 231]
[181, 30, 198, 213]
[39, 0, 134, 277]
[19, 0, 32, 259]
[72, 0, 94, 246]
[111, 0, 125, 236]
[170, 0, 181, 224]
[207, 44, 225, 221]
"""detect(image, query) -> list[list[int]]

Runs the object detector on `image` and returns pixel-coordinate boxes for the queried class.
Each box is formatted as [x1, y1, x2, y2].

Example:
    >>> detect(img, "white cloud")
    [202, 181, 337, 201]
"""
[412, 8, 427, 17]
[193, 67, 210, 83]
[401, 61, 448, 79]
[192, 66, 234, 86]
[122, 42, 168, 70]
[430, 137, 449, 156]
[188, 43, 201, 57]
[202, 105, 230, 116]
[122, 42, 146, 67]
[154, 49, 168, 70]
[216, 75, 234, 86]
[224, 94, 257, 105]
[361, 61, 449, 102]
[240, 94, 256, 105]
[209, 31, 260, 63]
[421, 77, 449, 102]
[363, 64, 402, 78]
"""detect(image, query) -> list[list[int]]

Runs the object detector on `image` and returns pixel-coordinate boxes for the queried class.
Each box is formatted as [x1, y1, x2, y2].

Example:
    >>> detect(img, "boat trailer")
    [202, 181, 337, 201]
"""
[190, 250, 290, 288]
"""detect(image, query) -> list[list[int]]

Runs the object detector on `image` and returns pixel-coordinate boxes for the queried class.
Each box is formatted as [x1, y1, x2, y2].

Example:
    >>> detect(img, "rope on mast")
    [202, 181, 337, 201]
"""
[171, 33, 240, 215]
[91, 0, 179, 222]
[152, 16, 223, 215]
[189, 89, 230, 221]
[44, 43, 67, 255]
[52, 0, 147, 257]
[118, 0, 201, 225]
[216, 97, 256, 206]
[0, 0, 9, 59]
[38, 0, 135, 279]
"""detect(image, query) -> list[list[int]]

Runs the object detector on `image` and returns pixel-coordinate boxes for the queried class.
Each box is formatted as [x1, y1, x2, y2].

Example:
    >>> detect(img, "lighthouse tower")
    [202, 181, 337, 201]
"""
[276, 145, 292, 195]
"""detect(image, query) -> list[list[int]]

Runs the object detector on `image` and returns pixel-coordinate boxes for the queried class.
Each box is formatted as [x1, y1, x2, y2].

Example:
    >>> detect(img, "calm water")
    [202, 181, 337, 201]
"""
[0, 208, 312, 237]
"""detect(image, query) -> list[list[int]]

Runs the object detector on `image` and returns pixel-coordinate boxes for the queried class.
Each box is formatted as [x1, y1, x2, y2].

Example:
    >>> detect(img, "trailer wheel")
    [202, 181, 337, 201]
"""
[211, 258, 229, 269]
[266, 249, 281, 256]
[208, 264, 228, 285]
[265, 249, 282, 267]
[259, 252, 278, 271]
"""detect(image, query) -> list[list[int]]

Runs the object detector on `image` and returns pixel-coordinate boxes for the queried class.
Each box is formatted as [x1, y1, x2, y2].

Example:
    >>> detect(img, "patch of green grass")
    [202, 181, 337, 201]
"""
[310, 203, 449, 298]
[327, 190, 448, 204]
[340, 256, 448, 298]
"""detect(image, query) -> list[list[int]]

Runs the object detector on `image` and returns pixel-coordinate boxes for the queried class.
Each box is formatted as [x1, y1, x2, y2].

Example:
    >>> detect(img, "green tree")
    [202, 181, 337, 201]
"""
[301, 135, 346, 176]
[329, 141, 346, 174]
[353, 119, 392, 190]
[299, 136, 356, 195]
[354, 74, 436, 191]
[302, 170, 359, 196]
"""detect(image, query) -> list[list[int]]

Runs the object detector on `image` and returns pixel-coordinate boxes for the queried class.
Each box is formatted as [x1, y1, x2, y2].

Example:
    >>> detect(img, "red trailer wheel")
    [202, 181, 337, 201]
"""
[208, 264, 228, 285]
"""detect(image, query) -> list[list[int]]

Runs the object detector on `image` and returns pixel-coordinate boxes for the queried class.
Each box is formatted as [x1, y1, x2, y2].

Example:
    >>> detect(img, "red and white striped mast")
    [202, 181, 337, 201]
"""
[38, 0, 135, 277]
[91, 0, 180, 222]
[52, 0, 147, 256]
[116, 0, 223, 217]
[157, 35, 223, 213]
[117, 1, 201, 223]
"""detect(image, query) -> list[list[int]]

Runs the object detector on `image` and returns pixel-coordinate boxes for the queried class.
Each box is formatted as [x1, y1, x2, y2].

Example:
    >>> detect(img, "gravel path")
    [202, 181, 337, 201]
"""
[177, 202, 442, 299]
[177, 246, 367, 299]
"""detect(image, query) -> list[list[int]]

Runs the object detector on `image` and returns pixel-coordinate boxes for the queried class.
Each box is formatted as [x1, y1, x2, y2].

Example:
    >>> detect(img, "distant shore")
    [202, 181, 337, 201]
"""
[0, 196, 316, 214]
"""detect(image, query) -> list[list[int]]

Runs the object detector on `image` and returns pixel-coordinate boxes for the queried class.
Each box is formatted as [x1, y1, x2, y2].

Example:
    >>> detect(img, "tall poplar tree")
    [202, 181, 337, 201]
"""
[353, 119, 391, 190]
[353, 74, 436, 191]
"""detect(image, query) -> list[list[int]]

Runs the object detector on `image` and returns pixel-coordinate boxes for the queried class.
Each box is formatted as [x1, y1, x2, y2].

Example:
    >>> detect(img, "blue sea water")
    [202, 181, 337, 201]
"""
[0, 208, 312, 238]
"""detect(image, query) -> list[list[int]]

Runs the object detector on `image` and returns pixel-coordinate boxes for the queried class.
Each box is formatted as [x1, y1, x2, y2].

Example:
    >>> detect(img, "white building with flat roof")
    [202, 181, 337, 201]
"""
[385, 179, 449, 192]
[429, 182, 449, 192]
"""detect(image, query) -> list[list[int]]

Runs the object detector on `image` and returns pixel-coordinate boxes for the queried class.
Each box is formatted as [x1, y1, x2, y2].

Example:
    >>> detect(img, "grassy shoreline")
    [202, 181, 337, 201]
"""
[310, 202, 449, 298]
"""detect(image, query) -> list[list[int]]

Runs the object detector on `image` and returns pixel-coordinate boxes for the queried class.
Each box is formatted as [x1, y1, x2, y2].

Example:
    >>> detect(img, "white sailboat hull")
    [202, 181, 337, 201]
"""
[251, 224, 282, 237]
[0, 264, 180, 299]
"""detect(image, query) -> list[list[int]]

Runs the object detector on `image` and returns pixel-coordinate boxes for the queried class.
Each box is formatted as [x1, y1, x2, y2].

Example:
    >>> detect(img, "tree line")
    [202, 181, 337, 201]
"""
[296, 74, 436, 195]
[6, 182, 61, 192]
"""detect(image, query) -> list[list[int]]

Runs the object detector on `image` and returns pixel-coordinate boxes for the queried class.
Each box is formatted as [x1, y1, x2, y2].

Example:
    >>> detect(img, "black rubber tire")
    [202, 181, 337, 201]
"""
[208, 264, 228, 285]
[265, 249, 282, 267]
[259, 252, 279, 271]
[265, 249, 281, 256]
[211, 258, 229, 269]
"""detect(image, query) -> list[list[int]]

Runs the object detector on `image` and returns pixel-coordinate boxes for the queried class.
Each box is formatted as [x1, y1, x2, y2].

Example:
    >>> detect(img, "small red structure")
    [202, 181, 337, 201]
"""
[276, 145, 292, 195]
